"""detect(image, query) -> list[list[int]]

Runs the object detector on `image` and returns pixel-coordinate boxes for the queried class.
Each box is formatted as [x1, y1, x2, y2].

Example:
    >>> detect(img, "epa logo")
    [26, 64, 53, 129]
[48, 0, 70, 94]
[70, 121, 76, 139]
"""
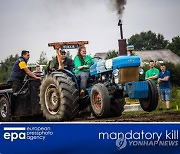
[3, 127, 26, 142]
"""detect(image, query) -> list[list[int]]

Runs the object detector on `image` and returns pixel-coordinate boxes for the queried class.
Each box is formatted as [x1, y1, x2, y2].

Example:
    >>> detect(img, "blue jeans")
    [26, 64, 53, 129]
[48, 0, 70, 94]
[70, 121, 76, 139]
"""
[160, 88, 170, 101]
[76, 72, 89, 90]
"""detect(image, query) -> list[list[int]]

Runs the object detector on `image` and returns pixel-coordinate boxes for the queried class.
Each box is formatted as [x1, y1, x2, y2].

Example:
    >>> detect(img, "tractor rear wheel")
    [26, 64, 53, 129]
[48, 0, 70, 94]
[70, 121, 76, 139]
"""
[139, 80, 158, 112]
[39, 72, 79, 121]
[0, 96, 11, 121]
[90, 83, 110, 118]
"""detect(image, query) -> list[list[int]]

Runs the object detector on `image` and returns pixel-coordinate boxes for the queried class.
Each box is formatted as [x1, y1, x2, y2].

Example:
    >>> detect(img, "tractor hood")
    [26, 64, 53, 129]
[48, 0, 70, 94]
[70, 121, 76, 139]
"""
[90, 56, 141, 76]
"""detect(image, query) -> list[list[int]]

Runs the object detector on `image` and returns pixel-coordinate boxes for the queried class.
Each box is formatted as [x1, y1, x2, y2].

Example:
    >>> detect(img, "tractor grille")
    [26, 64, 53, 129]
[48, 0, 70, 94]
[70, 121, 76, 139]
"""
[119, 67, 139, 84]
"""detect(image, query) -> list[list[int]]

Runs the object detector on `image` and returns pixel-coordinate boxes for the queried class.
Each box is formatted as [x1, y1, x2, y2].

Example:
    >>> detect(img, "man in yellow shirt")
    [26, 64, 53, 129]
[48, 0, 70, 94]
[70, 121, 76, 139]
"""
[8, 50, 41, 92]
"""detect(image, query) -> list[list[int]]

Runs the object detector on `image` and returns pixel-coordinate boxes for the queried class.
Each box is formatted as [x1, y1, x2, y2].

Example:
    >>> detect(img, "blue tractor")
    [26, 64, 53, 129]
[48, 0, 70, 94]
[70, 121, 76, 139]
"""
[0, 41, 158, 121]
[38, 41, 158, 121]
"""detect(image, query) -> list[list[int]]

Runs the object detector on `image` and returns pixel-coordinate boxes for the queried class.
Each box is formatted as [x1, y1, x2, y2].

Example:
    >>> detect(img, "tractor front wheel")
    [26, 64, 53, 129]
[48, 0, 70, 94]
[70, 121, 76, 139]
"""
[90, 83, 110, 118]
[139, 80, 158, 112]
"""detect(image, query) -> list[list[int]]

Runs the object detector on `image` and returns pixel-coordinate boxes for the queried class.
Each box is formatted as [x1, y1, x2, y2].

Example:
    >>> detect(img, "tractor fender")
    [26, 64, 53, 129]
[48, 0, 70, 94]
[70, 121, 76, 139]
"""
[60, 69, 79, 90]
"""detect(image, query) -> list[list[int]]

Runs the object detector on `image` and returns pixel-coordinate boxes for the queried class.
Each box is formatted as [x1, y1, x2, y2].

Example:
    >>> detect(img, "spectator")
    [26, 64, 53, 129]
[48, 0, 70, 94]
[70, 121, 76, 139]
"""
[158, 63, 171, 110]
[145, 60, 159, 83]
[145, 60, 162, 107]
[33, 64, 44, 77]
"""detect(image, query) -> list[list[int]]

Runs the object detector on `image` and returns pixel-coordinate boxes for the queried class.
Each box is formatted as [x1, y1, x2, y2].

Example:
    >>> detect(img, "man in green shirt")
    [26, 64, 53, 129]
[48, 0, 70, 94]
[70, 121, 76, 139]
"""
[145, 60, 159, 83]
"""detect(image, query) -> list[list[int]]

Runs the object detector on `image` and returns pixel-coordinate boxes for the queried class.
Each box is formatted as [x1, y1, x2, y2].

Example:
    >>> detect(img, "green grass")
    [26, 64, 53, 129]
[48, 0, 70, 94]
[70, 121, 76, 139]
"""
[177, 90, 180, 96]
[154, 88, 180, 112]
[169, 89, 180, 111]
[125, 98, 139, 102]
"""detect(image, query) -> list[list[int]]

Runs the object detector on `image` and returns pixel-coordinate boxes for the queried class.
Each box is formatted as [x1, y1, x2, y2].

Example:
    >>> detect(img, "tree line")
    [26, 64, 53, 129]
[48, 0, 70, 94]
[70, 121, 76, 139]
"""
[128, 31, 180, 57]
[106, 31, 179, 59]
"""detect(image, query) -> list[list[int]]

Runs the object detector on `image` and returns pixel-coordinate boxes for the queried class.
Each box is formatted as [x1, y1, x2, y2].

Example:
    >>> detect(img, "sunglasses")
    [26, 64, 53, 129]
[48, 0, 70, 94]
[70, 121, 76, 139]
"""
[61, 53, 66, 55]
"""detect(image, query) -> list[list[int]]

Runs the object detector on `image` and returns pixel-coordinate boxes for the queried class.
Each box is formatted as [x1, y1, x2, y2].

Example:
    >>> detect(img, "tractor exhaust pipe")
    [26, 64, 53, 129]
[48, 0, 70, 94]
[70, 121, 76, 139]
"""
[118, 19, 127, 56]
[118, 19, 123, 39]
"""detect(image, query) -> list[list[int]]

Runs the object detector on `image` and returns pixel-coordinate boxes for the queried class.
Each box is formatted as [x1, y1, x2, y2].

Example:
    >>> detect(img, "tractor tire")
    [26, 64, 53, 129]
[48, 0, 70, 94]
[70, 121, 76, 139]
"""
[0, 96, 11, 121]
[90, 83, 110, 118]
[39, 72, 79, 121]
[139, 80, 158, 112]
[109, 98, 125, 117]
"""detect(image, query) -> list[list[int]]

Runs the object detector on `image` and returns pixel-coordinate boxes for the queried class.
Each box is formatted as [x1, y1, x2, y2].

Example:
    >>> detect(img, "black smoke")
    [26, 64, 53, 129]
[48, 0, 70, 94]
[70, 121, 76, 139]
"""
[113, 0, 127, 18]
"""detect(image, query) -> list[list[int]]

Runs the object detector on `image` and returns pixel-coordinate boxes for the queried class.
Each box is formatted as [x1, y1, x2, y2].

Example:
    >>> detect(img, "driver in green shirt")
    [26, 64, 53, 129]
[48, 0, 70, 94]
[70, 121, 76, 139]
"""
[74, 46, 94, 96]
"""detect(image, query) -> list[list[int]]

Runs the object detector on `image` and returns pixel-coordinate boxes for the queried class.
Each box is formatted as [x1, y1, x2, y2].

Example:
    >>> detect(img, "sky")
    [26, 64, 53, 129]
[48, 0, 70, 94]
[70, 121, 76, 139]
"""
[0, 0, 180, 63]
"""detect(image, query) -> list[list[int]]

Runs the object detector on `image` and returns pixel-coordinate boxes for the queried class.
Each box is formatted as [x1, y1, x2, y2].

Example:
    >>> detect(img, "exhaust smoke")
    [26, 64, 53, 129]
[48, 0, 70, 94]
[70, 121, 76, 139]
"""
[112, 0, 127, 18]
[111, 0, 127, 56]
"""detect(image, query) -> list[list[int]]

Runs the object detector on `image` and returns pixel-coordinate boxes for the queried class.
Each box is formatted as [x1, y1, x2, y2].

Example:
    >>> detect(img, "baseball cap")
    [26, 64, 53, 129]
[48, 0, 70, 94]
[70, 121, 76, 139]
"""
[60, 50, 66, 54]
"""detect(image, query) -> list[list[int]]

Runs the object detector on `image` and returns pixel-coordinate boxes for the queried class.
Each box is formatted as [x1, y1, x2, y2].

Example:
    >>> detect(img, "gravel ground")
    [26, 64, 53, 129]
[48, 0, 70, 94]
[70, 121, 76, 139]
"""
[11, 111, 180, 122]
[74, 111, 180, 122]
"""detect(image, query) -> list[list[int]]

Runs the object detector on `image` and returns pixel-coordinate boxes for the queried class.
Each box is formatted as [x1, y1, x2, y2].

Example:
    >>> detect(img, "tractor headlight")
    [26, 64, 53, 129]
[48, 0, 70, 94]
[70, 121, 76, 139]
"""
[139, 68, 144, 75]
[113, 69, 120, 84]
[113, 69, 119, 77]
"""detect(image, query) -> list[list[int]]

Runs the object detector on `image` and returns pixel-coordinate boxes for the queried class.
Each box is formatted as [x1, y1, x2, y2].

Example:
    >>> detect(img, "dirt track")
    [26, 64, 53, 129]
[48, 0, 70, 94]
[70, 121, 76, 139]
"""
[12, 111, 180, 122]
[74, 111, 180, 122]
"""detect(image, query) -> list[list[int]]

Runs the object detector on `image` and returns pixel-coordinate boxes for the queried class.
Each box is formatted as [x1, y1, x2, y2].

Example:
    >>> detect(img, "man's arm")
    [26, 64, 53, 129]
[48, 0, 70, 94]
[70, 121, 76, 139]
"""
[158, 71, 170, 82]
[74, 56, 88, 70]
[159, 76, 169, 82]
[158, 74, 169, 83]
[145, 69, 159, 80]
[146, 75, 158, 80]
[24, 68, 42, 80]
[19, 61, 41, 80]
[150, 69, 159, 80]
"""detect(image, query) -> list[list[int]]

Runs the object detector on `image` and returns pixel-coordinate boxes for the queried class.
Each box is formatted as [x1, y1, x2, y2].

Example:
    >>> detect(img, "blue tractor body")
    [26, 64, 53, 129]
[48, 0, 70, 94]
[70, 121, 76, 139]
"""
[89, 55, 149, 100]
[124, 81, 148, 99]
[86, 55, 158, 118]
